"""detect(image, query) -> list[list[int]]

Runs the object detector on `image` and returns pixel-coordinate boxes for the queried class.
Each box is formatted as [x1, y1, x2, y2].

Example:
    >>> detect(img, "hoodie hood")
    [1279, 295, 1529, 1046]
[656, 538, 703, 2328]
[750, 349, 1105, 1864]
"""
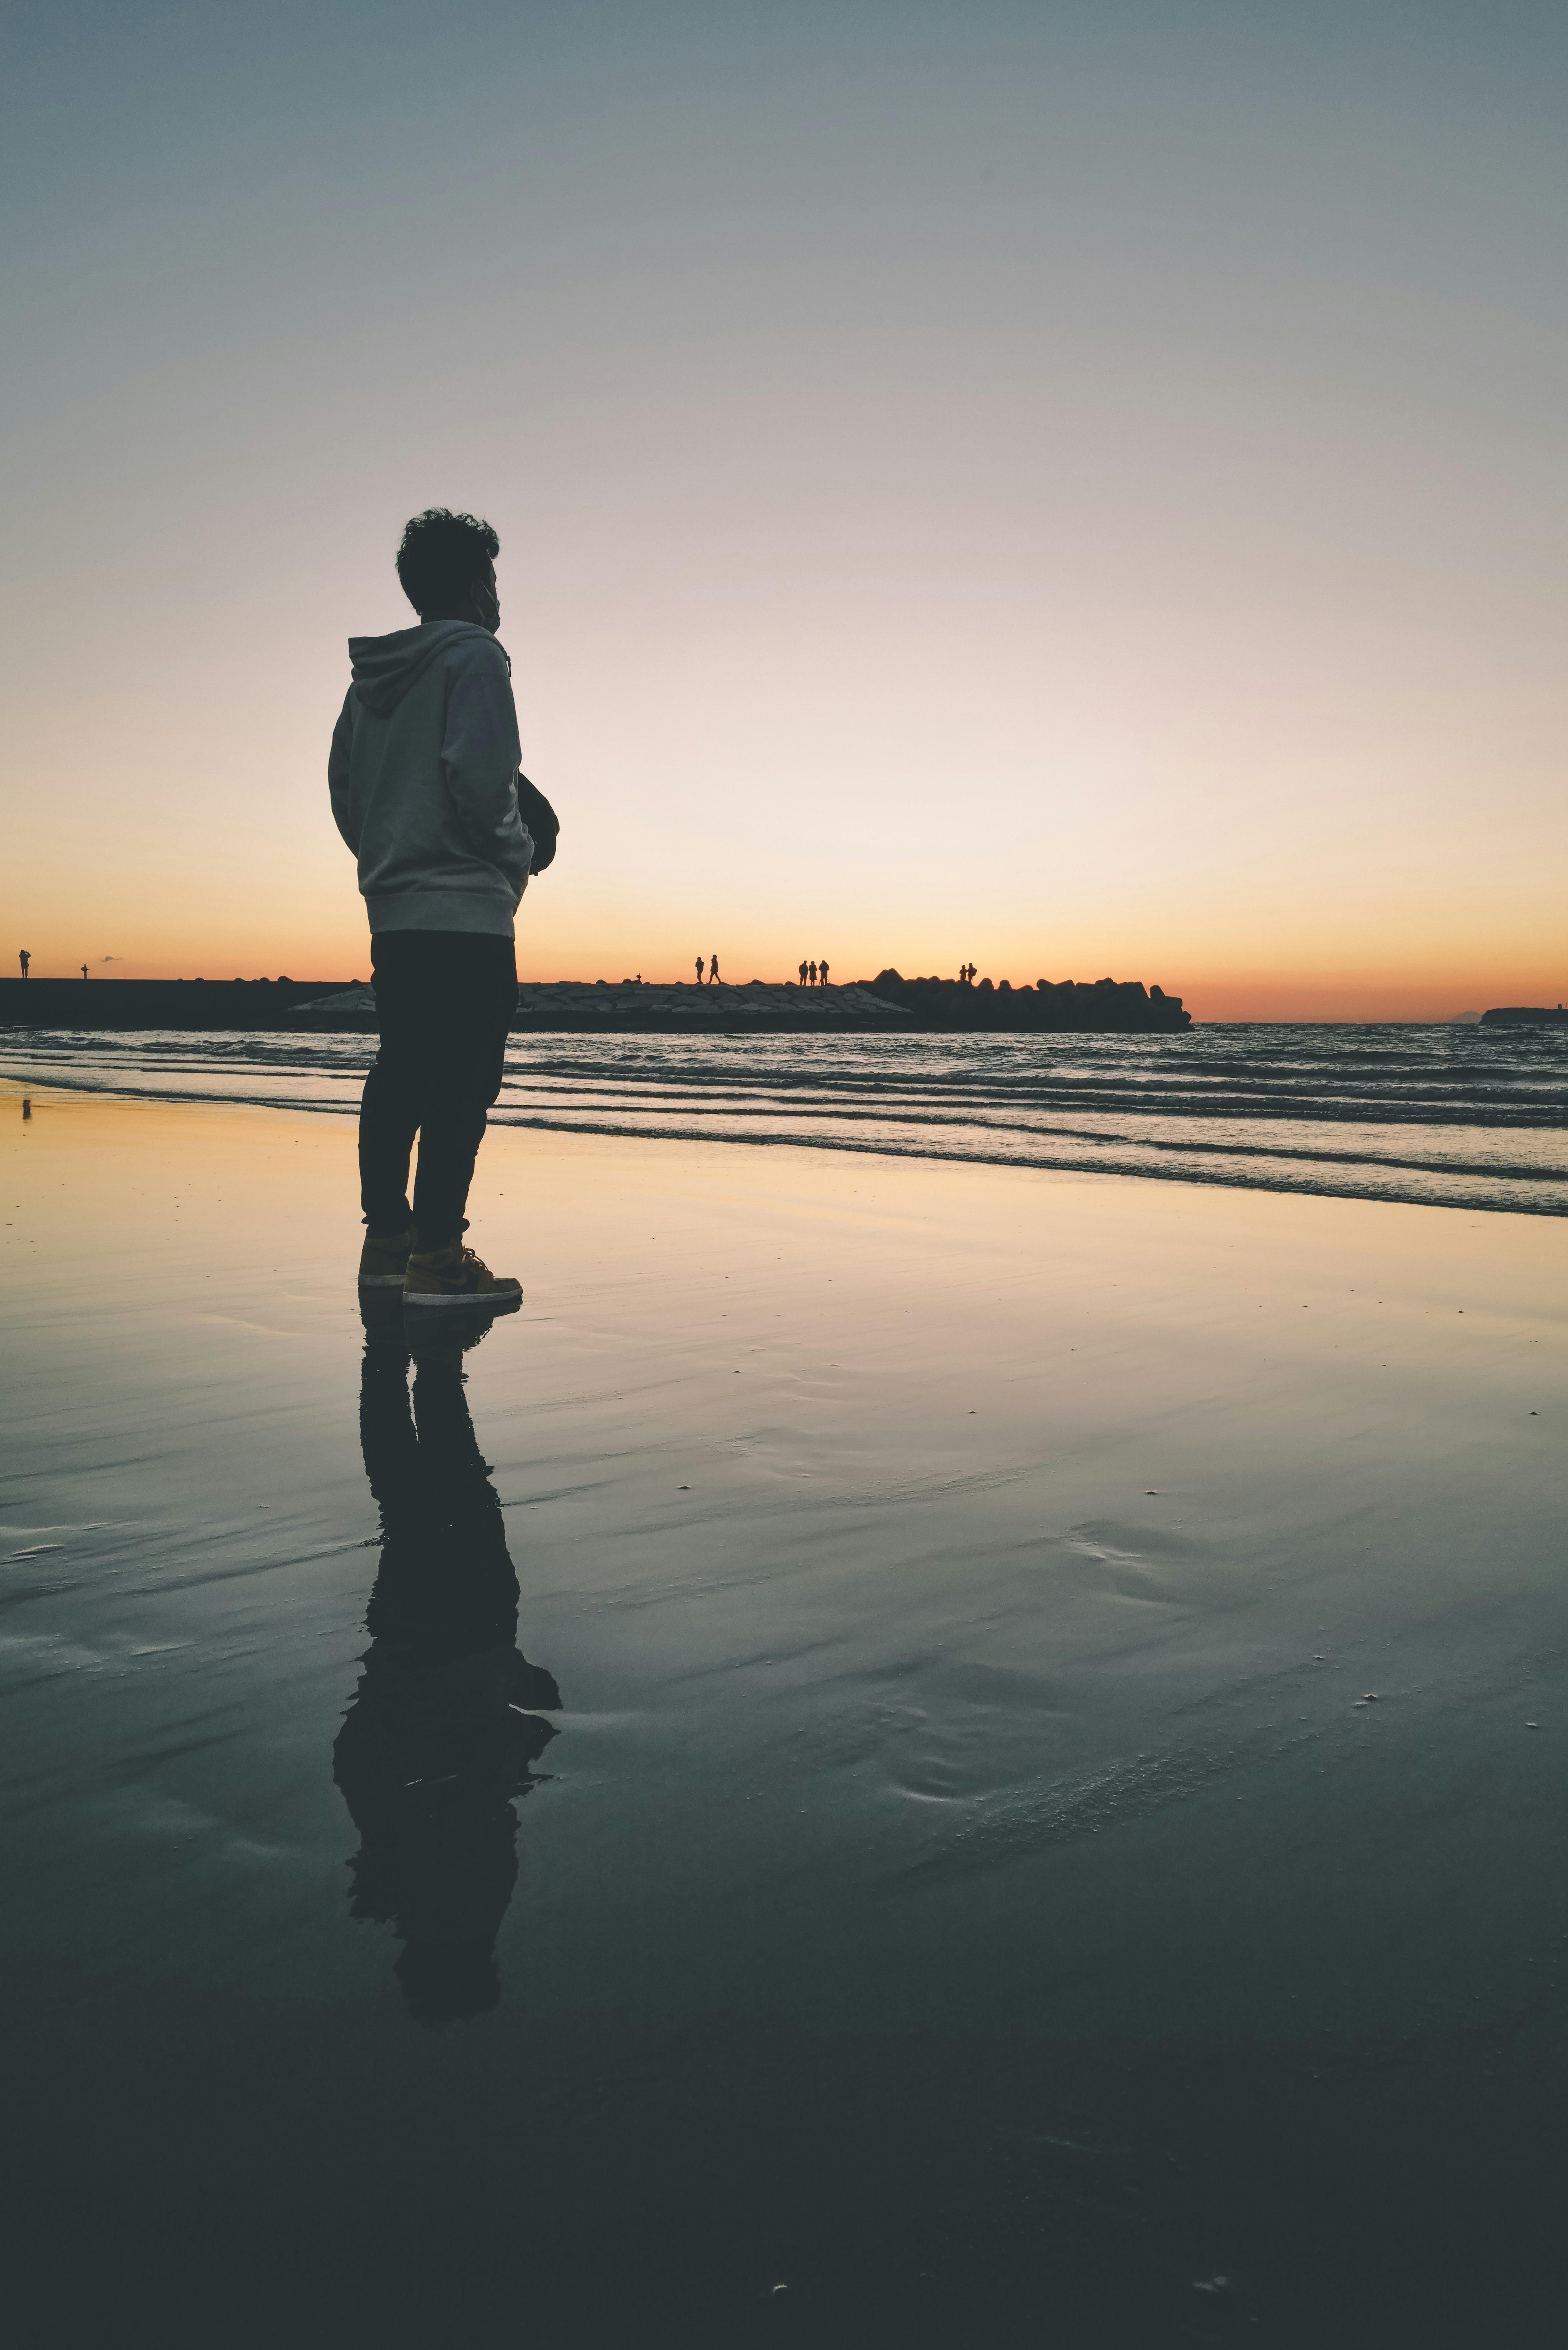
[347, 620, 499, 718]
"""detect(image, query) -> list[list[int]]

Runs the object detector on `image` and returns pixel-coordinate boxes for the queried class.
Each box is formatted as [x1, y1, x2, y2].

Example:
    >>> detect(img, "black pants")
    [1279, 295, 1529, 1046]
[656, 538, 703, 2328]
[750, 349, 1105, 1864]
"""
[359, 931, 517, 1247]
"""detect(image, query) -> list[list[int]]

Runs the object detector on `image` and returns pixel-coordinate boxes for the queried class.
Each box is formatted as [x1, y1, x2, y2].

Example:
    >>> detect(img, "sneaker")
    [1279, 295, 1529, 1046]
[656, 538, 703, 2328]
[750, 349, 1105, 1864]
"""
[359, 1224, 417, 1289]
[403, 1237, 522, 1309]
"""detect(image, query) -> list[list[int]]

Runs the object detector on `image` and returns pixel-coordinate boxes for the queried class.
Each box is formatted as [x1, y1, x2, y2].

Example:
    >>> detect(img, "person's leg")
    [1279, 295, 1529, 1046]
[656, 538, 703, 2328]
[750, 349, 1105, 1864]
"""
[359, 935, 428, 1236]
[408, 934, 518, 1249]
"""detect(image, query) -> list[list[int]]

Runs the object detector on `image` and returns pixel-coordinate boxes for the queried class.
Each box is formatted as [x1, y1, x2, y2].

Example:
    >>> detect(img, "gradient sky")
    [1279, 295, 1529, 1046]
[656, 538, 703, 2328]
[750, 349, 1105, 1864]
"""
[3, 0, 1564, 1017]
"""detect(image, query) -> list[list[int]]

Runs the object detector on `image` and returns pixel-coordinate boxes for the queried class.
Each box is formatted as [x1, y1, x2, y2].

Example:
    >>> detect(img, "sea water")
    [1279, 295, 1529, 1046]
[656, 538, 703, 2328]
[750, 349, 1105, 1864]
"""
[4, 1020, 1565, 1215]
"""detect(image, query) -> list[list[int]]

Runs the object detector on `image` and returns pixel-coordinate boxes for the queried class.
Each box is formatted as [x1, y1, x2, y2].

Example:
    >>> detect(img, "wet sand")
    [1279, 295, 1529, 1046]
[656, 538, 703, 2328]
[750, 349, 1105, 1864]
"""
[3, 1087, 1566, 2345]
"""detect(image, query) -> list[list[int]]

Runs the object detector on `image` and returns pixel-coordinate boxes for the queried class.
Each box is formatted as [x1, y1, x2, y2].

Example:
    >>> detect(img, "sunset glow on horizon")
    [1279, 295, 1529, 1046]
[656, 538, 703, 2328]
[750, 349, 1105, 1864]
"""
[4, 2, 1564, 1023]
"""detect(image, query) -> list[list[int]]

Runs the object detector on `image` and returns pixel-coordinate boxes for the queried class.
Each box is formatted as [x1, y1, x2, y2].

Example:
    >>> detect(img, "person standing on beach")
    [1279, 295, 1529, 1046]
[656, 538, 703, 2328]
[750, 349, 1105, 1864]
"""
[330, 507, 558, 1309]
[18, 950, 28, 978]
[808, 960, 817, 987]
[695, 956, 705, 987]
[819, 957, 830, 987]
[797, 960, 807, 986]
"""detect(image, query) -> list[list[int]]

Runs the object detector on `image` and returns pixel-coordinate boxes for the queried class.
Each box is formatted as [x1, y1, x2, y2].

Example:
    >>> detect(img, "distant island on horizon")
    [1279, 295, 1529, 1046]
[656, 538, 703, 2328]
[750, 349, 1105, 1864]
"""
[1, 969, 1191, 1033]
[5, 977, 1563, 1034]
[1479, 1004, 1568, 1026]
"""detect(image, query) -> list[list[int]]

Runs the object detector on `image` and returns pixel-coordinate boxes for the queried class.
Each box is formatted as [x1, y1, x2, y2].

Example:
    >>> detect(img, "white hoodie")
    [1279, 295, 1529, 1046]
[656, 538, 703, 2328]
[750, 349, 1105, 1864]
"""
[328, 620, 533, 937]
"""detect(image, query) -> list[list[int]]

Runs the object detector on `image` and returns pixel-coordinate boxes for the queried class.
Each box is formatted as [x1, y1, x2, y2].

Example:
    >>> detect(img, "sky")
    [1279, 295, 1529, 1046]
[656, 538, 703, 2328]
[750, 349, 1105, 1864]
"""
[2, 0, 1564, 1019]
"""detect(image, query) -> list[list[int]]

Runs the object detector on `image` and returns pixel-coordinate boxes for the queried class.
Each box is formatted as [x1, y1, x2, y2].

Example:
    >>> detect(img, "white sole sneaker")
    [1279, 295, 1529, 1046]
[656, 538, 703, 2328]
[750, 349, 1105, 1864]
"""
[403, 1289, 521, 1310]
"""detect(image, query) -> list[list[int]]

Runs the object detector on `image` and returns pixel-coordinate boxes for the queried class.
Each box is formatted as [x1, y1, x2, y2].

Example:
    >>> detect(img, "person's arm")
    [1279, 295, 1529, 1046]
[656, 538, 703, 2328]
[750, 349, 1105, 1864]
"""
[441, 642, 531, 890]
[328, 689, 358, 851]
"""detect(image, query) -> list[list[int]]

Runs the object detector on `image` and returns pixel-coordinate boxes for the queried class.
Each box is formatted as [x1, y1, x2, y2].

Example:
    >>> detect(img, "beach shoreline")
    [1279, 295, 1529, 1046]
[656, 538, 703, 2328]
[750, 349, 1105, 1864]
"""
[4, 1012, 1564, 1220]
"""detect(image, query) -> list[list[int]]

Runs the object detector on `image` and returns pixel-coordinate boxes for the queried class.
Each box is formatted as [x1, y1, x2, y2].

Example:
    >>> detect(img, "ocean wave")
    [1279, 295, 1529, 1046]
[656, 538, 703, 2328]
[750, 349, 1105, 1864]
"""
[3, 1022, 1564, 1215]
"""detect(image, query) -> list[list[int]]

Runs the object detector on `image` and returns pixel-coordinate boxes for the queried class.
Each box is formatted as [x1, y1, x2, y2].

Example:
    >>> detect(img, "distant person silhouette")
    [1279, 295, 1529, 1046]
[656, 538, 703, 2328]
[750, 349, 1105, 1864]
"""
[18, 950, 28, 978]
[330, 508, 560, 1309]
[808, 961, 817, 986]
[797, 961, 807, 986]
[338, 1307, 561, 2022]
[709, 954, 720, 985]
[695, 956, 704, 987]
[819, 958, 829, 987]
[80, 964, 88, 981]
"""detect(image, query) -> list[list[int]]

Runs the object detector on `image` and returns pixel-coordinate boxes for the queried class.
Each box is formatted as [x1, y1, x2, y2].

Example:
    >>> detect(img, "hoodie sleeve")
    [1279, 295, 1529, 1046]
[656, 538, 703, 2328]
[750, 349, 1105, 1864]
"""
[328, 689, 358, 851]
[440, 640, 531, 892]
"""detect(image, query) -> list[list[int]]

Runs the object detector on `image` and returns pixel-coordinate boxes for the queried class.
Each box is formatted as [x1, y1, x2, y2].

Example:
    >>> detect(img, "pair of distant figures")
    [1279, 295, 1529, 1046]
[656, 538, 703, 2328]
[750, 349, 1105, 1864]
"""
[694, 955, 722, 986]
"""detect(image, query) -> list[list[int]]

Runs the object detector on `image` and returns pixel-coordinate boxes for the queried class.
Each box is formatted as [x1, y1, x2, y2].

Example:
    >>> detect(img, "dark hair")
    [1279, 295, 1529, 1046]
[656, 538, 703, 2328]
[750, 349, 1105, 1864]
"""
[395, 508, 500, 617]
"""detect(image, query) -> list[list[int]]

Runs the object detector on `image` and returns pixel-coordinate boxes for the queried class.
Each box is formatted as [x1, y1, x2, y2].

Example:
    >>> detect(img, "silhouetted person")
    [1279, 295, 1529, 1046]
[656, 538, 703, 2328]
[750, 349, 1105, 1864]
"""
[336, 1309, 561, 2022]
[709, 954, 720, 985]
[18, 950, 28, 978]
[330, 508, 559, 1309]
[808, 961, 817, 986]
[80, 964, 87, 980]
[694, 956, 704, 986]
[797, 961, 807, 986]
[818, 958, 829, 987]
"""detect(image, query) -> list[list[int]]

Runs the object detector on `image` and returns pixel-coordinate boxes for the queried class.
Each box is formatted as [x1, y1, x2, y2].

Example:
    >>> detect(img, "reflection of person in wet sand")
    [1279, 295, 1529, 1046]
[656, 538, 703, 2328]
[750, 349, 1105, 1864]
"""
[336, 1308, 561, 2022]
